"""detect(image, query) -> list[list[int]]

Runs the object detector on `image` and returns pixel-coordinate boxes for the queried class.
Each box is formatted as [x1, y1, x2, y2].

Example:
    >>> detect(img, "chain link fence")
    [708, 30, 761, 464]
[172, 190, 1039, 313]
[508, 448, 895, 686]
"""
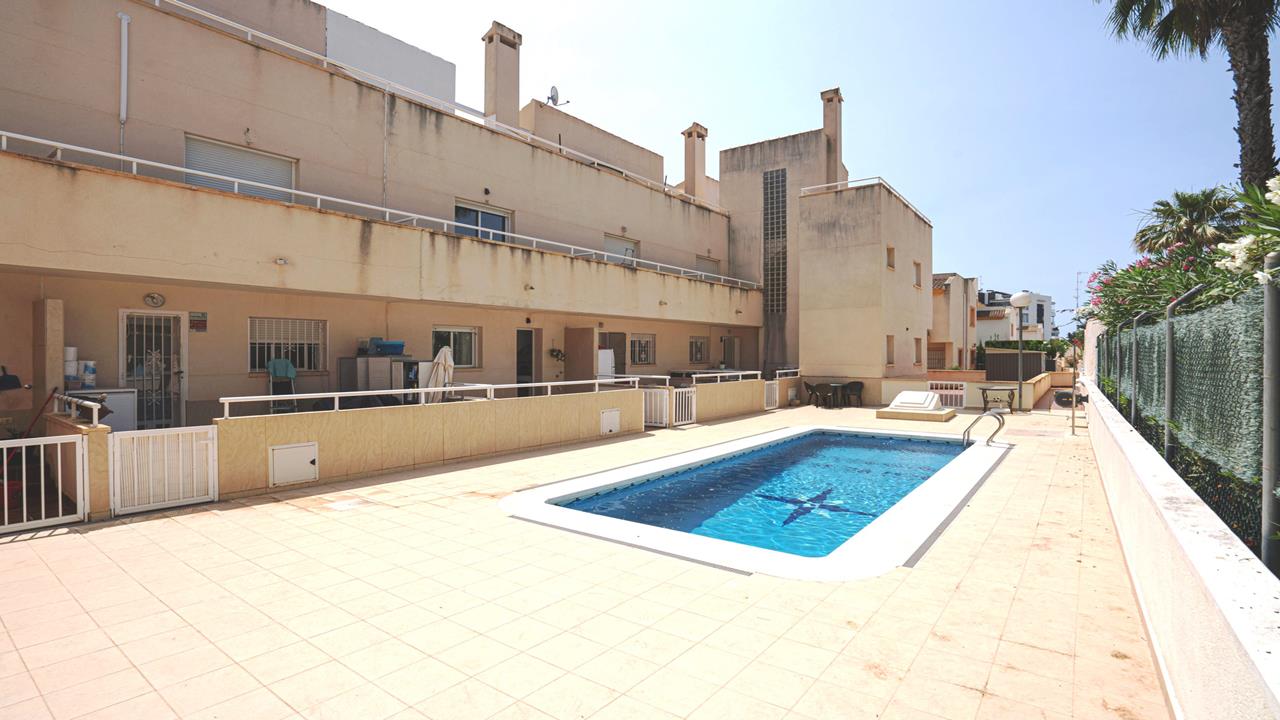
[1097, 287, 1265, 551]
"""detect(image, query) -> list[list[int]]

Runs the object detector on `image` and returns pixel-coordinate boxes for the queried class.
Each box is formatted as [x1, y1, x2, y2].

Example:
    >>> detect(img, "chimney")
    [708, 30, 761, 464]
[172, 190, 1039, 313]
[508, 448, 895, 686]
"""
[820, 87, 843, 184]
[682, 122, 708, 200]
[482, 21, 522, 127]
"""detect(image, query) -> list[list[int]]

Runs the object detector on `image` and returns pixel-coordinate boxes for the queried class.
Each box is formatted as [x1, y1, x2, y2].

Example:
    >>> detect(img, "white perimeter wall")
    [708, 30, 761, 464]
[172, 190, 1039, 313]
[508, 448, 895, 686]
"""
[326, 9, 456, 103]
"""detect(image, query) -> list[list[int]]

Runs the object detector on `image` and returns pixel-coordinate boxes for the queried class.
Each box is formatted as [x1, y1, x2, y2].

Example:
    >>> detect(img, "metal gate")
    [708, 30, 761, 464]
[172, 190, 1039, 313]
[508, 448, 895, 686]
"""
[120, 311, 186, 429]
[0, 435, 85, 533]
[673, 387, 697, 426]
[642, 387, 670, 427]
[110, 426, 217, 515]
[928, 381, 966, 408]
[764, 380, 779, 410]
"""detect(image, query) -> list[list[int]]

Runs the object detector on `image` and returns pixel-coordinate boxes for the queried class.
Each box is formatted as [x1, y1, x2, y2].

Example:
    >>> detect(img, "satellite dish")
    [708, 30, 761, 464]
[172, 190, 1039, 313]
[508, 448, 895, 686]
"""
[547, 86, 569, 107]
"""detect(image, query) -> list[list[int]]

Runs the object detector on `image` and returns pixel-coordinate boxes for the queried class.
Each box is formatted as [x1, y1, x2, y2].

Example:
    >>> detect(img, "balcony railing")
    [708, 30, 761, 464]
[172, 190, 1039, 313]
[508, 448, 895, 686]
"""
[799, 176, 931, 227]
[0, 130, 759, 290]
[150, 0, 726, 214]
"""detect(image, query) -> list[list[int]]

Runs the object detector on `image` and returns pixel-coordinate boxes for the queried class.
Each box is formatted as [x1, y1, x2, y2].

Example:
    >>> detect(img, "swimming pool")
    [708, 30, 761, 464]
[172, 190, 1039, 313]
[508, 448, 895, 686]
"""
[500, 426, 1009, 580]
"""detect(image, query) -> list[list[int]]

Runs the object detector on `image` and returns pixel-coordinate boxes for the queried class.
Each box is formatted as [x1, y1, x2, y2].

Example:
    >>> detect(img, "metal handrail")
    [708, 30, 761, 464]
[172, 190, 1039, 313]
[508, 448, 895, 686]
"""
[0, 129, 758, 290]
[218, 377, 640, 418]
[691, 371, 763, 383]
[798, 176, 932, 226]
[774, 368, 800, 379]
[961, 409, 1006, 446]
[148, 0, 728, 215]
[53, 393, 101, 427]
[600, 374, 671, 386]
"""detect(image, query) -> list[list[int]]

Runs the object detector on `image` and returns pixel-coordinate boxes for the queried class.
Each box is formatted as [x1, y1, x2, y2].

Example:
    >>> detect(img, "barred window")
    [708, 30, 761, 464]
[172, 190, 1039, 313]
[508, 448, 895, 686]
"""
[762, 168, 787, 314]
[630, 334, 656, 366]
[689, 336, 709, 364]
[433, 327, 479, 368]
[249, 318, 327, 372]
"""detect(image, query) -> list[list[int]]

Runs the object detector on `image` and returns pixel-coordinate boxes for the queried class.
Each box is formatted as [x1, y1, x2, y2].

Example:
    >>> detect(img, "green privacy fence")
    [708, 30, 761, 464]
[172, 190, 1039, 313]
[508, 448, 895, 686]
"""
[1097, 287, 1266, 551]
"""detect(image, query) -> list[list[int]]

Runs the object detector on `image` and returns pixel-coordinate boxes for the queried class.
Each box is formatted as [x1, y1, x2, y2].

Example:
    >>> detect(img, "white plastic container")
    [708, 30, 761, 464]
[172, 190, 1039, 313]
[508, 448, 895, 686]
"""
[63, 346, 78, 363]
[63, 360, 79, 381]
[79, 360, 96, 389]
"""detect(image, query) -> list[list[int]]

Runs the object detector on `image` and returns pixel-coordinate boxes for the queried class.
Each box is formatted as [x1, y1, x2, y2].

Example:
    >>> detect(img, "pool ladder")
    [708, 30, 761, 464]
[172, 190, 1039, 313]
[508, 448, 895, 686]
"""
[962, 409, 1007, 446]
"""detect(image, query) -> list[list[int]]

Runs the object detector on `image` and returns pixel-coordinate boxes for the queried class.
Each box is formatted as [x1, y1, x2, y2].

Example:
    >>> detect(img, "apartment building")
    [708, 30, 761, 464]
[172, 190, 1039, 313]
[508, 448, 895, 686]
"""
[976, 289, 1056, 342]
[0, 0, 932, 430]
[928, 273, 978, 369]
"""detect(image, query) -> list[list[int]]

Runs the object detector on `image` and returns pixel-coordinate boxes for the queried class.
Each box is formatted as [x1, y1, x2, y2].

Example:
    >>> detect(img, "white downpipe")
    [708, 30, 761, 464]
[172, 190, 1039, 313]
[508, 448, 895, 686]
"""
[117, 12, 130, 154]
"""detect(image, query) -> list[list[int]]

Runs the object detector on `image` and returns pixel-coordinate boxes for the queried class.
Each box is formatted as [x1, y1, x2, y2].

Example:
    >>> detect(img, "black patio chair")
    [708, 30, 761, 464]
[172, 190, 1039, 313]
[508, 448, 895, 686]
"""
[843, 381, 864, 407]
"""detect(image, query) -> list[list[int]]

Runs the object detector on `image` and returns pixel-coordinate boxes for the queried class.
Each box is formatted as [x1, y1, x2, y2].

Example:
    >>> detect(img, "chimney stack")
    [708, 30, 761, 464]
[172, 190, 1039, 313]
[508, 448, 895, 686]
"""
[482, 21, 522, 127]
[820, 88, 844, 184]
[682, 122, 708, 200]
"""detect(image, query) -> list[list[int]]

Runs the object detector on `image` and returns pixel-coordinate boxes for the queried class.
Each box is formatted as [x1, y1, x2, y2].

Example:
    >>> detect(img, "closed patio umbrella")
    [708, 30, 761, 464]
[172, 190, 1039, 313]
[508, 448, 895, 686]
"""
[423, 346, 454, 404]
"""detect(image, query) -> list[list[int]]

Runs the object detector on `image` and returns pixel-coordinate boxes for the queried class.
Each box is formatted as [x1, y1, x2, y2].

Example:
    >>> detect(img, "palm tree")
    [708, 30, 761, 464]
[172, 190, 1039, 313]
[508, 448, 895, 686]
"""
[1132, 186, 1242, 253]
[1101, 0, 1279, 189]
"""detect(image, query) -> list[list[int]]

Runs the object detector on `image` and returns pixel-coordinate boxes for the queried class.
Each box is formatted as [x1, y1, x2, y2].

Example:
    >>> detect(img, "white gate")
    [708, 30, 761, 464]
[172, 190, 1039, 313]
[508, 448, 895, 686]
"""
[642, 388, 670, 428]
[673, 387, 697, 426]
[764, 380, 779, 410]
[110, 426, 217, 515]
[928, 381, 966, 408]
[0, 435, 85, 533]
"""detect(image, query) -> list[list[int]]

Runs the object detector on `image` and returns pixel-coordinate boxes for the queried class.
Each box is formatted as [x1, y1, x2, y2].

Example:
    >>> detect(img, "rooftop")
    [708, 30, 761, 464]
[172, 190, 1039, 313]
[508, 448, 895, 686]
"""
[0, 407, 1167, 719]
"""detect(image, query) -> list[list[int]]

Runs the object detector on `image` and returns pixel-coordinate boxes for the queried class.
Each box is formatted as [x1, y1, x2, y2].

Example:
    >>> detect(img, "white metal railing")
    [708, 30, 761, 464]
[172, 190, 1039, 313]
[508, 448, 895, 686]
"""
[928, 381, 966, 409]
[774, 368, 800, 379]
[798, 177, 932, 226]
[641, 387, 670, 427]
[672, 388, 697, 426]
[219, 378, 641, 419]
[0, 130, 759, 290]
[602, 374, 671, 386]
[0, 434, 85, 533]
[53, 393, 101, 427]
[110, 426, 217, 515]
[764, 380, 779, 410]
[691, 371, 763, 383]
[148, 1, 728, 214]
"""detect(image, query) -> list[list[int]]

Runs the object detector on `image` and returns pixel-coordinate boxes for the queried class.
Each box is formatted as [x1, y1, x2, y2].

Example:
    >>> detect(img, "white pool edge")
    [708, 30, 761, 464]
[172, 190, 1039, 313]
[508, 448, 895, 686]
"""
[498, 425, 1010, 581]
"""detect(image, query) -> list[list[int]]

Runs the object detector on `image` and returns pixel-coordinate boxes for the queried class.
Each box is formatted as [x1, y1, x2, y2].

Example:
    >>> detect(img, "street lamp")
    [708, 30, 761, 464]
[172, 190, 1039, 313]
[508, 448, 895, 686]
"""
[1010, 291, 1034, 412]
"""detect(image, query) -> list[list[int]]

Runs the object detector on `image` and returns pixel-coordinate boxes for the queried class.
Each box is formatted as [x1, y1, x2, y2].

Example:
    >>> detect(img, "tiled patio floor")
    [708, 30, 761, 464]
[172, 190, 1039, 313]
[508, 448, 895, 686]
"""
[0, 406, 1170, 719]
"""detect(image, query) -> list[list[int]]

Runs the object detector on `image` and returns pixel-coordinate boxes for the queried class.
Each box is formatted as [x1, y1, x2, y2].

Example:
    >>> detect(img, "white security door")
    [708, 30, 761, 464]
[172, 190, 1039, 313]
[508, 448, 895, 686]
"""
[120, 311, 186, 429]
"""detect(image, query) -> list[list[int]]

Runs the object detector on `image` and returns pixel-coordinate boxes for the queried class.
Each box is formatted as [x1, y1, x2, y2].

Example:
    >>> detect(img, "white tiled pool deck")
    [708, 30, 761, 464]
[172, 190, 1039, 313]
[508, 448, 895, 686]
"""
[0, 406, 1171, 719]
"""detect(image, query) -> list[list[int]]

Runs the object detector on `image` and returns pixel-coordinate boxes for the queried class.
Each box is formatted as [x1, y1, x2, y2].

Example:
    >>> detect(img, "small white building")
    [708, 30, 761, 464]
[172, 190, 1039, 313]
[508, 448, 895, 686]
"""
[977, 289, 1055, 342]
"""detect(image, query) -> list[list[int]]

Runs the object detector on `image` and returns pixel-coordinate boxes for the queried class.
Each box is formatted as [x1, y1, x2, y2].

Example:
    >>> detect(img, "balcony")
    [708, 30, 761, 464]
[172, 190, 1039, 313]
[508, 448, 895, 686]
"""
[0, 136, 761, 327]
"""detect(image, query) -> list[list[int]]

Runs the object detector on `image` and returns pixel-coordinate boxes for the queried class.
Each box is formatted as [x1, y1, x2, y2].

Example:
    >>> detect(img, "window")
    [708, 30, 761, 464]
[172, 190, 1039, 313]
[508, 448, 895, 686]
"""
[603, 235, 638, 264]
[249, 318, 326, 372]
[433, 327, 479, 368]
[762, 168, 787, 314]
[913, 262, 922, 287]
[1036, 303, 1045, 324]
[886, 335, 895, 365]
[185, 136, 295, 202]
[454, 203, 510, 242]
[695, 255, 721, 276]
[689, 336, 709, 364]
[630, 333, 656, 366]
[886, 246, 896, 269]
[914, 338, 923, 365]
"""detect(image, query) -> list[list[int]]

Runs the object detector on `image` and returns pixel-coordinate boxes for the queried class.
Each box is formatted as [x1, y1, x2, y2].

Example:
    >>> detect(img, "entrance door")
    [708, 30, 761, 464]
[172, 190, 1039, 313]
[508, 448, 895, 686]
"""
[601, 332, 626, 376]
[120, 311, 186, 429]
[721, 336, 741, 369]
[516, 328, 535, 397]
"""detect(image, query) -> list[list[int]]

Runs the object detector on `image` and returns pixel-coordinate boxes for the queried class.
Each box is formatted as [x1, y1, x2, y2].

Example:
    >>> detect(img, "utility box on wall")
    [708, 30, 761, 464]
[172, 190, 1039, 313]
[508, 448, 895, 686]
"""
[270, 442, 318, 486]
[600, 408, 620, 435]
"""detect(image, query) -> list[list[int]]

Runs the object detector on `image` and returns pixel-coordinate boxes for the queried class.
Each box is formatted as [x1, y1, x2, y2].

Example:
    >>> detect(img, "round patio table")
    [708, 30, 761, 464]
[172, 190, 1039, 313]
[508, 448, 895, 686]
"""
[979, 385, 1016, 412]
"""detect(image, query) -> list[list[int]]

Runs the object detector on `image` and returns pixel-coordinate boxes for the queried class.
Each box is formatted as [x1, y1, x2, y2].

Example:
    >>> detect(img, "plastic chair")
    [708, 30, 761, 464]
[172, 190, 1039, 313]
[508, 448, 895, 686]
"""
[267, 357, 298, 414]
[843, 381, 864, 407]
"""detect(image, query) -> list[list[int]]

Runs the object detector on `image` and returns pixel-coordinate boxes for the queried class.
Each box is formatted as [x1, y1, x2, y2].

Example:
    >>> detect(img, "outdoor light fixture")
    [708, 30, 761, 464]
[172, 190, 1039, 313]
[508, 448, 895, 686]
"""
[1010, 291, 1034, 412]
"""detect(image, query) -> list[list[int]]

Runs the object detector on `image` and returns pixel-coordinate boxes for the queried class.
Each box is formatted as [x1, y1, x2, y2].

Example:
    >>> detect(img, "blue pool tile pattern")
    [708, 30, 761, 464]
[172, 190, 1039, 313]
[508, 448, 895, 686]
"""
[561, 432, 962, 557]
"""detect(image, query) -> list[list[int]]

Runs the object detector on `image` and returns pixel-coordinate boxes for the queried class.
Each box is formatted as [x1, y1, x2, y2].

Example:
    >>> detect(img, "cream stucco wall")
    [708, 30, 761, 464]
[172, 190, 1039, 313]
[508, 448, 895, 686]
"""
[518, 101, 664, 182]
[0, 153, 760, 331]
[796, 183, 932, 387]
[694, 380, 765, 422]
[215, 389, 643, 498]
[0, 0, 729, 274]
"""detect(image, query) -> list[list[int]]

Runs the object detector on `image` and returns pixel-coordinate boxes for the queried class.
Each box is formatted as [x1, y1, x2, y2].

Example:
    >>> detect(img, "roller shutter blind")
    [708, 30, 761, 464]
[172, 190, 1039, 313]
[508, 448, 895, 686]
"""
[185, 136, 295, 202]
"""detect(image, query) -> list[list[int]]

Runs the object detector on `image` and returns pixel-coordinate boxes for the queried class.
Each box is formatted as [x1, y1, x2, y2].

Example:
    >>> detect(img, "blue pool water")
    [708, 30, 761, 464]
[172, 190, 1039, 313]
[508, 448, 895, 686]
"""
[561, 432, 962, 557]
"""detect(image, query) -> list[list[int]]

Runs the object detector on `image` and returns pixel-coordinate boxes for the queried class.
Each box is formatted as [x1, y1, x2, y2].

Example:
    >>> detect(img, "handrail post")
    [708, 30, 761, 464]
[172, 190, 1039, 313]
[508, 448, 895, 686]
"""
[1261, 253, 1279, 571]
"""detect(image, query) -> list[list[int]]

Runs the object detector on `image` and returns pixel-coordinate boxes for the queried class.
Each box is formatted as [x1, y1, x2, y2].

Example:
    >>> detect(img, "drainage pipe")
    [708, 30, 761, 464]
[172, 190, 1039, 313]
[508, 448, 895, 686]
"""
[117, 12, 130, 156]
[1262, 253, 1279, 571]
[1163, 284, 1206, 460]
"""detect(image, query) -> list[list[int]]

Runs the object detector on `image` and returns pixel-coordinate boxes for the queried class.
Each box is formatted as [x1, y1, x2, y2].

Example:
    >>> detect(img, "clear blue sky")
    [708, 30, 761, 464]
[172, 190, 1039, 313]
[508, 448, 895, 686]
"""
[323, 0, 1276, 331]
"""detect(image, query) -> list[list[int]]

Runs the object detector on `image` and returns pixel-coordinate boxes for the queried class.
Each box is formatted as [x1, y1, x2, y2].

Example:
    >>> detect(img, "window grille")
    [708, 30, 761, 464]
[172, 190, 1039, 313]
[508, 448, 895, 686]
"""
[630, 334, 656, 366]
[762, 168, 787, 314]
[689, 336, 709, 364]
[249, 318, 326, 372]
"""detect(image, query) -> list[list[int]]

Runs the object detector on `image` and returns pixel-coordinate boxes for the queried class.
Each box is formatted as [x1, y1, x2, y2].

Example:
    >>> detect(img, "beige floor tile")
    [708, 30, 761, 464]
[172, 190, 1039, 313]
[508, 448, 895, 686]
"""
[187, 687, 296, 720]
[269, 660, 366, 711]
[242, 641, 332, 685]
[726, 660, 815, 709]
[138, 644, 234, 689]
[157, 664, 261, 717]
[573, 648, 659, 693]
[526, 632, 608, 670]
[474, 653, 564, 699]
[688, 688, 788, 720]
[626, 666, 720, 717]
[1, 697, 53, 720]
[76, 692, 176, 720]
[301, 683, 407, 720]
[890, 674, 984, 720]
[416, 677, 517, 720]
[792, 679, 890, 720]
[976, 694, 1071, 720]
[434, 635, 519, 676]
[28, 646, 132, 695]
[41, 668, 152, 720]
[375, 657, 468, 706]
[523, 673, 619, 719]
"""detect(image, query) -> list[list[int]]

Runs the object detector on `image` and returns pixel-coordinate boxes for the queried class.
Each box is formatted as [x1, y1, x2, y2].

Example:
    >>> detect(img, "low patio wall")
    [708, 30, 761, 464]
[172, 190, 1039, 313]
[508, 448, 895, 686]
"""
[776, 377, 803, 406]
[44, 413, 110, 521]
[1082, 378, 1280, 720]
[960, 372, 1052, 410]
[881, 378, 929, 405]
[215, 389, 643, 498]
[695, 379, 765, 422]
[1049, 370, 1075, 387]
